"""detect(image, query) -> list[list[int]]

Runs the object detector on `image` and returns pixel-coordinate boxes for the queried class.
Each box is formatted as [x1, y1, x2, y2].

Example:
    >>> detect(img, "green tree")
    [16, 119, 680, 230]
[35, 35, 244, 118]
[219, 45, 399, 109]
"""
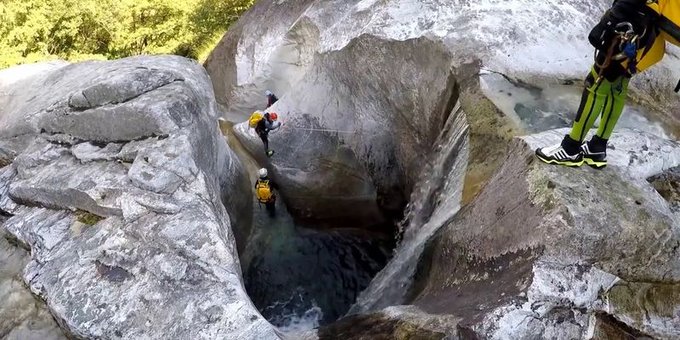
[0, 0, 254, 69]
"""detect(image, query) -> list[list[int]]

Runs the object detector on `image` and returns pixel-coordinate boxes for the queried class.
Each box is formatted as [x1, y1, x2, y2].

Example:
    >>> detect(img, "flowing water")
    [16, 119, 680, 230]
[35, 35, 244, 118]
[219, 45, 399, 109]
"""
[479, 70, 672, 138]
[349, 103, 470, 314]
[241, 200, 393, 330]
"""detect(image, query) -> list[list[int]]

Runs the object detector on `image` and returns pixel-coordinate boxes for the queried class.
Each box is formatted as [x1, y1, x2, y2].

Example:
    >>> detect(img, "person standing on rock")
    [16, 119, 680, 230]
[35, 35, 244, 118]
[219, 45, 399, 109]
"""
[255, 168, 278, 217]
[265, 90, 278, 108]
[536, 0, 680, 168]
[249, 111, 281, 157]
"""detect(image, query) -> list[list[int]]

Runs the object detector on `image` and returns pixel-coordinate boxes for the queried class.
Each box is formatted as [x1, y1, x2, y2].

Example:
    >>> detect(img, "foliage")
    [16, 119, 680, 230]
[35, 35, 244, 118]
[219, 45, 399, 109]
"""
[75, 209, 104, 225]
[0, 0, 253, 68]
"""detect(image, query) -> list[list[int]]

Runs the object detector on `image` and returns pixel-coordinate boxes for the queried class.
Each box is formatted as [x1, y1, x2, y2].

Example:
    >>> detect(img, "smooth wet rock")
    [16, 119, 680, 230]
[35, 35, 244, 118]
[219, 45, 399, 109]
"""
[0, 57, 276, 339]
[0, 229, 66, 340]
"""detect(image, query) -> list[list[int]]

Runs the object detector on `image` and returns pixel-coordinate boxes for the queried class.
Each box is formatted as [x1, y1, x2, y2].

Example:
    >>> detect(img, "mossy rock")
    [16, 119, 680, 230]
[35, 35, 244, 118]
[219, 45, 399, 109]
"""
[459, 85, 522, 205]
[0, 158, 11, 168]
[75, 210, 104, 226]
[318, 313, 446, 340]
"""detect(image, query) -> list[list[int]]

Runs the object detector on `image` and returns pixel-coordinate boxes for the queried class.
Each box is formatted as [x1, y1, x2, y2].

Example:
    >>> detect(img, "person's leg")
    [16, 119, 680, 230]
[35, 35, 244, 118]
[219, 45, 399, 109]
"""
[535, 67, 611, 167]
[266, 201, 276, 217]
[595, 76, 629, 140]
[258, 130, 269, 152]
[581, 76, 629, 168]
[568, 68, 613, 144]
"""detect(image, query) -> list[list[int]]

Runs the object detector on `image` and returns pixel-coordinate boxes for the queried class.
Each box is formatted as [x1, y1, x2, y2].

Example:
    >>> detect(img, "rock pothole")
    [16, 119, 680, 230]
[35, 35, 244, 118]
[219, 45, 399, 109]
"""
[647, 166, 680, 212]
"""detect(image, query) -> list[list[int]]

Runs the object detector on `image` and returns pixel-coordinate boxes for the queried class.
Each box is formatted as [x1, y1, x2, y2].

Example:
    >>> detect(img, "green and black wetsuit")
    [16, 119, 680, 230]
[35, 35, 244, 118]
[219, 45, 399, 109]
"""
[563, 0, 658, 156]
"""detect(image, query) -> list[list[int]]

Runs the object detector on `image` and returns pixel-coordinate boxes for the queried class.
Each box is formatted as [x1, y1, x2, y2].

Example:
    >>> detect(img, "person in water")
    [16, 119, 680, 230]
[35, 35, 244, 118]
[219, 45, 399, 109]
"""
[255, 168, 278, 217]
[536, 0, 680, 168]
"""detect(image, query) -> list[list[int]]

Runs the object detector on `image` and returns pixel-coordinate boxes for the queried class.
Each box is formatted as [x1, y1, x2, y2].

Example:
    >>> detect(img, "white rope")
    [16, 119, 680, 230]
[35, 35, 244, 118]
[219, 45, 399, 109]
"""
[286, 126, 356, 134]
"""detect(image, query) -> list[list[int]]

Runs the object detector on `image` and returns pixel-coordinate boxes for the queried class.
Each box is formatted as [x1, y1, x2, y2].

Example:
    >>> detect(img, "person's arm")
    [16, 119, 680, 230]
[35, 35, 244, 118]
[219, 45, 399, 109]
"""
[265, 120, 282, 131]
[270, 181, 279, 190]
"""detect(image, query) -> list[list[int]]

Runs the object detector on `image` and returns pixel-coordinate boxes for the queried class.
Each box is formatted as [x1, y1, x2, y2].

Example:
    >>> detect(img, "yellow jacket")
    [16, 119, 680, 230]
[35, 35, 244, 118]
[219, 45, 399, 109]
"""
[636, 0, 680, 71]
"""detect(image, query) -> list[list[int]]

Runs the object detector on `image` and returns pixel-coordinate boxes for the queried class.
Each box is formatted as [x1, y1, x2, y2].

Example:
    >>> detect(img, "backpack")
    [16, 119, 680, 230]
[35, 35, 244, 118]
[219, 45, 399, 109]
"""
[249, 111, 264, 128]
[255, 180, 273, 203]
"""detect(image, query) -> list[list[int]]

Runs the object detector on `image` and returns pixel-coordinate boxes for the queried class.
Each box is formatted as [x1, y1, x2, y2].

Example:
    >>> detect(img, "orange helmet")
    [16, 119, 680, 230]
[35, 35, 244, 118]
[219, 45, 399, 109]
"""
[268, 112, 278, 121]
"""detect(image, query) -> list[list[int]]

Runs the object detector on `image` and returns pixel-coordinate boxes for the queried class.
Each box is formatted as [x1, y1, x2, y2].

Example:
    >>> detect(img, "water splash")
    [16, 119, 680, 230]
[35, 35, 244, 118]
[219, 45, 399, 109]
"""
[348, 102, 470, 314]
[260, 287, 324, 332]
[277, 306, 324, 333]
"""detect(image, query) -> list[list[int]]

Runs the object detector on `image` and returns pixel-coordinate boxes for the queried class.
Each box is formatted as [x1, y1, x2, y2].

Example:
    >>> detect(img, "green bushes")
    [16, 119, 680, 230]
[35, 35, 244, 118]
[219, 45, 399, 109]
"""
[0, 0, 253, 68]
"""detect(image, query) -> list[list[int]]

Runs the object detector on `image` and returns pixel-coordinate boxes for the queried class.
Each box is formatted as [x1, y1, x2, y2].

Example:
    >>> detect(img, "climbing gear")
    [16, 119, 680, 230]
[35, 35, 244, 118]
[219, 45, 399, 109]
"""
[258, 168, 268, 179]
[581, 140, 608, 169]
[588, 0, 679, 78]
[593, 21, 641, 83]
[535, 137, 584, 167]
[267, 150, 275, 157]
[255, 180, 274, 203]
[249, 111, 264, 128]
[269, 112, 278, 121]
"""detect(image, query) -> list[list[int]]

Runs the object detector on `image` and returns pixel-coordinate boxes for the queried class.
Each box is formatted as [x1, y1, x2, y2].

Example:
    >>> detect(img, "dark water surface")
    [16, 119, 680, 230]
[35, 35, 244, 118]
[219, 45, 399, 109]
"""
[240, 199, 394, 331]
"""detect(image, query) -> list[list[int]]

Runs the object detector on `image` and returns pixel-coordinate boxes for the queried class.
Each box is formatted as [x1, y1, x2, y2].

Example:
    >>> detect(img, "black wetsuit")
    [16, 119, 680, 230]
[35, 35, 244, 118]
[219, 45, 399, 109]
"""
[266, 93, 278, 108]
[255, 113, 275, 153]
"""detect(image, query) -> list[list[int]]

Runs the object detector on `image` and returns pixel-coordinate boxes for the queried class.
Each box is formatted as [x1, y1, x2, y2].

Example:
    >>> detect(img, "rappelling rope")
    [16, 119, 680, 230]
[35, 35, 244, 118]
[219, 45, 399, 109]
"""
[286, 126, 356, 134]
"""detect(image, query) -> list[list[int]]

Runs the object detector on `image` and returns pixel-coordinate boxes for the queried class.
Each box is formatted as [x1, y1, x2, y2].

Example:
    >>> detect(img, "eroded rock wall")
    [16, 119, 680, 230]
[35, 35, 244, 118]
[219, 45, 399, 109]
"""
[408, 129, 680, 339]
[0, 57, 277, 339]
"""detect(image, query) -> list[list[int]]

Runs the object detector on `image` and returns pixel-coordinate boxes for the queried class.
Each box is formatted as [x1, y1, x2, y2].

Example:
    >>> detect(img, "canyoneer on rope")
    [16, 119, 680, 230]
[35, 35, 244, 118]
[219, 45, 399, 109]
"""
[255, 168, 278, 217]
[536, 0, 680, 168]
[249, 110, 281, 157]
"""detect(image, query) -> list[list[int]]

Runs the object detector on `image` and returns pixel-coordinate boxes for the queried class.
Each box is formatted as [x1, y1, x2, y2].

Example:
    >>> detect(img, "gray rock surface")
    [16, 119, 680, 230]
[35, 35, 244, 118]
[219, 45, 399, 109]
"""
[0, 57, 277, 339]
[405, 128, 680, 339]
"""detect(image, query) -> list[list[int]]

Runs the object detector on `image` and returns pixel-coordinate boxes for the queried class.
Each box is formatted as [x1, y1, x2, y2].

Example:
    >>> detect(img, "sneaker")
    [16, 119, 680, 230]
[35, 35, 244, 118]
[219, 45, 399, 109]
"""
[535, 143, 584, 167]
[581, 143, 607, 168]
[266, 150, 275, 157]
